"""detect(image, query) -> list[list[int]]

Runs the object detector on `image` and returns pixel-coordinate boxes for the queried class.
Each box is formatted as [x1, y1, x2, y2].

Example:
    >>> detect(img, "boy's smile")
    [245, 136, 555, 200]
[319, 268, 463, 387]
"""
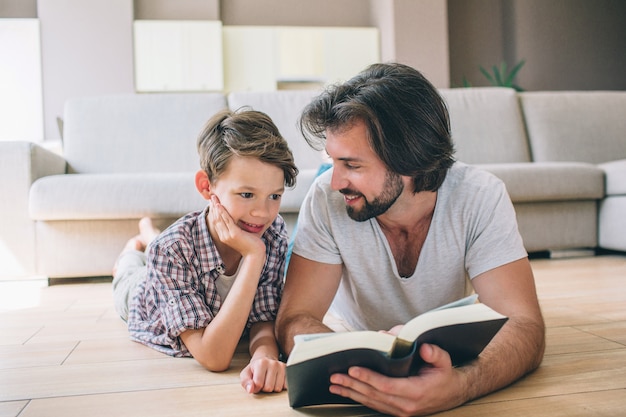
[209, 155, 285, 236]
[238, 220, 265, 234]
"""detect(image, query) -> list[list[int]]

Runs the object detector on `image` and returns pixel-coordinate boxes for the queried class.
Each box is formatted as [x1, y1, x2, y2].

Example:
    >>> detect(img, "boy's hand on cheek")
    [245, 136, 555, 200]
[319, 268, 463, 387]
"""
[209, 196, 265, 256]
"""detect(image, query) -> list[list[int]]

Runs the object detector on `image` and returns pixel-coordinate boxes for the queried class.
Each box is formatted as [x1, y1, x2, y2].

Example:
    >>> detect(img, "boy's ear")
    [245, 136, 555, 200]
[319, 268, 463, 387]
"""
[195, 170, 212, 200]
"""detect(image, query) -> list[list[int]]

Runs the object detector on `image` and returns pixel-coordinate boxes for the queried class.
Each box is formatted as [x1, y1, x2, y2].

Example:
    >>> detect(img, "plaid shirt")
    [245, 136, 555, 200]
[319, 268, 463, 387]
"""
[127, 206, 287, 357]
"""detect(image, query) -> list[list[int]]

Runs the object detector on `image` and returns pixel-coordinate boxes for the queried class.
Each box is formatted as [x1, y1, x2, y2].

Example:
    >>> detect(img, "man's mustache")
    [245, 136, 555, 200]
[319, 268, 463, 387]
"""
[339, 188, 362, 197]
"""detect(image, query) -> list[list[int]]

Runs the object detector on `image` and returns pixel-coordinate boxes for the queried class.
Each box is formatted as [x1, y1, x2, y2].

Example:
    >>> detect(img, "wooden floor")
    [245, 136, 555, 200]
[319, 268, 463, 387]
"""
[1, 254, 625, 417]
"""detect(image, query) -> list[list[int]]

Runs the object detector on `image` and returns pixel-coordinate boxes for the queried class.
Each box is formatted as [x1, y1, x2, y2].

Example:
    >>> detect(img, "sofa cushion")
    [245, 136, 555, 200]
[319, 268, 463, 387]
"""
[520, 91, 626, 164]
[478, 162, 605, 203]
[63, 93, 228, 174]
[227, 90, 328, 171]
[29, 171, 312, 221]
[29, 173, 206, 220]
[599, 159, 626, 195]
[439, 87, 531, 164]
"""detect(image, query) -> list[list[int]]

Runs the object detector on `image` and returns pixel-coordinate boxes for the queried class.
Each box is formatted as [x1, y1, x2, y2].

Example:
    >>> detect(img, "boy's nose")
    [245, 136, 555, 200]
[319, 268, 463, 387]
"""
[251, 201, 270, 217]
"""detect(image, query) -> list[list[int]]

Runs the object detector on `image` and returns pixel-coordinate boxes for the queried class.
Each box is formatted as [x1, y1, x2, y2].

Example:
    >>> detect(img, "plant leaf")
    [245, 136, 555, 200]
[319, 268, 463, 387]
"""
[493, 64, 504, 86]
[480, 66, 495, 84]
[505, 60, 526, 86]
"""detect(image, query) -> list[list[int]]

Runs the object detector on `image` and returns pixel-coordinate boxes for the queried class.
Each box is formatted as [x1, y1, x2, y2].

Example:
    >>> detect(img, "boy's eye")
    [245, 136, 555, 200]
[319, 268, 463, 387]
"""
[270, 194, 282, 201]
[240, 192, 253, 199]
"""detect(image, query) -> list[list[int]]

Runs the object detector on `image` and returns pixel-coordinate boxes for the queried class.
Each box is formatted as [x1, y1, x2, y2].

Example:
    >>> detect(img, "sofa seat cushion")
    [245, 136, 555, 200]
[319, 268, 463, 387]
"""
[599, 159, 626, 195]
[29, 170, 318, 221]
[477, 162, 605, 203]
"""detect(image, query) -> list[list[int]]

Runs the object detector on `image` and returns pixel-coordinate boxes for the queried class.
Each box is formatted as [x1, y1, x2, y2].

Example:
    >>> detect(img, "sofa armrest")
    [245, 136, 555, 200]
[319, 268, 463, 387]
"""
[599, 159, 626, 196]
[0, 141, 66, 277]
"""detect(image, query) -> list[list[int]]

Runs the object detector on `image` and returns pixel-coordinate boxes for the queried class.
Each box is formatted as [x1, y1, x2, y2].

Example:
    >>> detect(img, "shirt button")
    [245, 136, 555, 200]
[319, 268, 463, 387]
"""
[216, 265, 225, 274]
[168, 298, 176, 306]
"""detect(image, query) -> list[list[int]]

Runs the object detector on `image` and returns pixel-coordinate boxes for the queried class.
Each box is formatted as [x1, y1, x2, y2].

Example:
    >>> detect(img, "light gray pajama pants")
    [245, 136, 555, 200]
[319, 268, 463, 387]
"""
[112, 250, 147, 322]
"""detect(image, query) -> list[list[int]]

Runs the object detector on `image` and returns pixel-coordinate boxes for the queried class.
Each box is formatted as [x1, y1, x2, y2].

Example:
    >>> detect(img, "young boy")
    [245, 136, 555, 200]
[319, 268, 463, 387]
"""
[112, 108, 298, 394]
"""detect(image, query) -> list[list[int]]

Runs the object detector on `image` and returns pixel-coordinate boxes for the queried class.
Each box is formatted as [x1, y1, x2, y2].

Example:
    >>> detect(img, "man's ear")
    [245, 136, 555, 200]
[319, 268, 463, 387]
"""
[195, 170, 212, 200]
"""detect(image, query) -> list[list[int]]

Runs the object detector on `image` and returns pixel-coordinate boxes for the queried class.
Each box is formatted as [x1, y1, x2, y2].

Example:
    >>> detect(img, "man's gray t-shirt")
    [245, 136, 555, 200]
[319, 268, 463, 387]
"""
[292, 162, 527, 331]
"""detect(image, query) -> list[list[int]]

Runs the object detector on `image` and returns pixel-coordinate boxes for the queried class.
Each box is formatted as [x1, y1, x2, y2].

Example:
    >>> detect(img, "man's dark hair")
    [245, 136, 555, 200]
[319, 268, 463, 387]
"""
[299, 62, 455, 192]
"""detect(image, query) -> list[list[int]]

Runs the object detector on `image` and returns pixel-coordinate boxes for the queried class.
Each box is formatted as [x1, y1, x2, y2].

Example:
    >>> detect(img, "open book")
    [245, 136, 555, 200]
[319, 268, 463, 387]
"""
[286, 295, 507, 408]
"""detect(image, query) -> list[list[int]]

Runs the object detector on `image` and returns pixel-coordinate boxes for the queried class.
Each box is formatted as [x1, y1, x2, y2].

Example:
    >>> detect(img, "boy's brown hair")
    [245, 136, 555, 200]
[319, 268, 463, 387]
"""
[197, 108, 298, 187]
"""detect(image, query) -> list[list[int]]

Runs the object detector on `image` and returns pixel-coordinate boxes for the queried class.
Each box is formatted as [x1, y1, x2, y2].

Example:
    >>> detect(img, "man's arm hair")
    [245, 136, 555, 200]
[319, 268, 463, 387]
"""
[461, 258, 546, 402]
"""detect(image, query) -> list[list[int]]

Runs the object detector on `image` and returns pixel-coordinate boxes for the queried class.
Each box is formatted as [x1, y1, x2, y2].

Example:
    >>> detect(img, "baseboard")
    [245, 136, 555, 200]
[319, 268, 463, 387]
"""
[48, 275, 113, 286]
[548, 248, 597, 259]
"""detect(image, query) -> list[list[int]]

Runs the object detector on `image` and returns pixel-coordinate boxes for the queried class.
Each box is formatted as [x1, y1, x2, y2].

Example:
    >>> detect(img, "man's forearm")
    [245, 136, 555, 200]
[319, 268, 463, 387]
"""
[276, 312, 333, 355]
[458, 315, 545, 402]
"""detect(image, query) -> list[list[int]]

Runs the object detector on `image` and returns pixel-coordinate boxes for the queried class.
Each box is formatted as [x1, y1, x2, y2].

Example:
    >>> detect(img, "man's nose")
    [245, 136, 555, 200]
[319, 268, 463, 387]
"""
[329, 167, 347, 191]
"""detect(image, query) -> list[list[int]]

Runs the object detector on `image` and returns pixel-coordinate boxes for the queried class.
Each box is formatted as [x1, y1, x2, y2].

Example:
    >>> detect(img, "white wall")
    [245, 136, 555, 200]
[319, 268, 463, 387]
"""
[38, 0, 135, 142]
[0, 19, 43, 142]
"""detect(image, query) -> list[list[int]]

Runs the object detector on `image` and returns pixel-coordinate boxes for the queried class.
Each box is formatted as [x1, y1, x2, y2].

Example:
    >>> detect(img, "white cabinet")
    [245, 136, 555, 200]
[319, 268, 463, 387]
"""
[224, 26, 380, 92]
[133, 20, 224, 92]
[133, 22, 379, 93]
[222, 26, 278, 92]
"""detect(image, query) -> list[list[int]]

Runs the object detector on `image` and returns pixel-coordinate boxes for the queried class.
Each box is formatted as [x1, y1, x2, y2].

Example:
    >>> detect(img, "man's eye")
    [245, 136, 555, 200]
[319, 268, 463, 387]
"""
[240, 192, 253, 199]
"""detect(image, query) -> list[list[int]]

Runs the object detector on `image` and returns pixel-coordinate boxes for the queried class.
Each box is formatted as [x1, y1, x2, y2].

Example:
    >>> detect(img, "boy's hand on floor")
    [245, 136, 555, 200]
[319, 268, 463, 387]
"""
[240, 356, 287, 394]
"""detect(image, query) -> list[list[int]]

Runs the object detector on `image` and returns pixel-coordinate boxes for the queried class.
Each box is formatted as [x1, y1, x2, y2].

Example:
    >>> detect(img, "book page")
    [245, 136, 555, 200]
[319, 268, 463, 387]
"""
[397, 302, 506, 343]
[287, 330, 396, 366]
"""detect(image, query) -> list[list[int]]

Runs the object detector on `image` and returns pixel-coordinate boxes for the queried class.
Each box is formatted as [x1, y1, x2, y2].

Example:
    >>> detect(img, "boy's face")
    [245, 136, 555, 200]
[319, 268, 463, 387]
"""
[209, 155, 285, 236]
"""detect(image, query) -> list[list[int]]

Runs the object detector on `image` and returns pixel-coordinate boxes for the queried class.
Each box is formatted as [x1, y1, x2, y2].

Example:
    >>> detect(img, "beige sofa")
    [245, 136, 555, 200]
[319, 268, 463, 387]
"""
[518, 91, 626, 252]
[440, 88, 615, 253]
[1, 88, 624, 280]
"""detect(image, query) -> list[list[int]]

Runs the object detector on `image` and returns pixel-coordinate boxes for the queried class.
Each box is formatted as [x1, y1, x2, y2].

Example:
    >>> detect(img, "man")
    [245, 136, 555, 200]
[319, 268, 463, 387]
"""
[275, 63, 545, 416]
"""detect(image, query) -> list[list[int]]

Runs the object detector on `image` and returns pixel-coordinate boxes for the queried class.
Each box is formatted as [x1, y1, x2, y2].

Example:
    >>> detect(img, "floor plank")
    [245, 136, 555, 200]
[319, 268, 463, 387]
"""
[17, 384, 380, 417]
[471, 349, 626, 403]
[0, 341, 77, 369]
[0, 356, 249, 402]
[544, 325, 624, 356]
[437, 389, 626, 417]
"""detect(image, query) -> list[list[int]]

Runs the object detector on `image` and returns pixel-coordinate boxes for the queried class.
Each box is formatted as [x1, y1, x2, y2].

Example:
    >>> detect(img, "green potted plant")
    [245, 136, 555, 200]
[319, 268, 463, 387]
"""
[479, 60, 525, 91]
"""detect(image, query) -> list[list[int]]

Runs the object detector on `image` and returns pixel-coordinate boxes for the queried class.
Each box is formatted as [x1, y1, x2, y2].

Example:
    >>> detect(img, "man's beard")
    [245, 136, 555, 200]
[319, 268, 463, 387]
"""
[341, 170, 404, 222]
